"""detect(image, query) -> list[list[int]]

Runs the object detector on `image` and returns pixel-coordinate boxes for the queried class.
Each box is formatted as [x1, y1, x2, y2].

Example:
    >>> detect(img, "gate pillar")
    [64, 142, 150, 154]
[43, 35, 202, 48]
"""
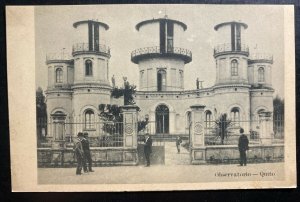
[120, 105, 139, 165]
[190, 104, 206, 164]
[51, 113, 67, 149]
[259, 110, 273, 145]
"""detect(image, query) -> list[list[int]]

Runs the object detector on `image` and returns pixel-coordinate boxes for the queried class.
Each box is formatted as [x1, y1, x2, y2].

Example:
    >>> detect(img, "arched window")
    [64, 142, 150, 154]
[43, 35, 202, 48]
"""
[56, 68, 63, 83]
[85, 110, 95, 129]
[205, 110, 213, 128]
[157, 69, 167, 91]
[231, 59, 238, 76]
[85, 60, 93, 76]
[258, 67, 265, 82]
[231, 107, 240, 126]
[155, 104, 169, 133]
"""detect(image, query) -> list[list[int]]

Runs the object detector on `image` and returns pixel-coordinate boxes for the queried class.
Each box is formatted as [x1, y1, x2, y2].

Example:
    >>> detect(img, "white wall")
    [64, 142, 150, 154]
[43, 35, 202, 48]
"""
[138, 57, 185, 91]
[138, 22, 160, 48]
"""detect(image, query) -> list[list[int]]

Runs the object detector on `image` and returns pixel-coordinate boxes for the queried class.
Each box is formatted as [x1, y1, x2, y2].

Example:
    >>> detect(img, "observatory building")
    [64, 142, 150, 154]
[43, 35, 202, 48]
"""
[45, 17, 274, 138]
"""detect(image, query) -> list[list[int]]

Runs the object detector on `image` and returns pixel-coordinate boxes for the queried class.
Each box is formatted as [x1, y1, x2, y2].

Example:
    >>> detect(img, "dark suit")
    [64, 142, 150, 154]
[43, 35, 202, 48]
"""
[144, 136, 152, 166]
[82, 138, 93, 172]
[238, 134, 249, 166]
[74, 139, 84, 175]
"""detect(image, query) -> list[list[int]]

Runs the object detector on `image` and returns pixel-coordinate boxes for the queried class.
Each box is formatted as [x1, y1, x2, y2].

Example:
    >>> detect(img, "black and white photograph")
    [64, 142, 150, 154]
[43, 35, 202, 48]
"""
[6, 4, 296, 191]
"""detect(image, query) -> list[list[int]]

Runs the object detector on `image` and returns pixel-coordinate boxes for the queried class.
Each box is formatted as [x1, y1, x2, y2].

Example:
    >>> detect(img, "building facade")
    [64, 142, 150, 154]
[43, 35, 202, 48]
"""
[45, 17, 274, 139]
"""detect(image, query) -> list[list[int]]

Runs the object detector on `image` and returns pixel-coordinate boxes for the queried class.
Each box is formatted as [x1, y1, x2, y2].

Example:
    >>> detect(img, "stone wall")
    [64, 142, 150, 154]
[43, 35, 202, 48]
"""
[37, 147, 138, 167]
[191, 144, 284, 165]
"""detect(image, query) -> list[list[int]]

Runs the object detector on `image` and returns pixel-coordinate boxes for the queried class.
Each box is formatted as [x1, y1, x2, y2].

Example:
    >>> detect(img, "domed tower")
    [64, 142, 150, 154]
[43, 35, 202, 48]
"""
[71, 20, 111, 128]
[214, 21, 249, 85]
[131, 16, 192, 91]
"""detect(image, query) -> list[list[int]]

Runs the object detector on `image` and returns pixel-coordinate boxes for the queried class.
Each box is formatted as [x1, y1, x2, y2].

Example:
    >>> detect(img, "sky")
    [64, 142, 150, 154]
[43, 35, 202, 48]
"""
[35, 5, 285, 97]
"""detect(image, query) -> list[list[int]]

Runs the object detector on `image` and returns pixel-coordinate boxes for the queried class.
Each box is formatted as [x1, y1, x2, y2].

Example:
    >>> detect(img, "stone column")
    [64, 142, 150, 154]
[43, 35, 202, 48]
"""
[190, 105, 206, 164]
[259, 111, 273, 145]
[121, 105, 139, 148]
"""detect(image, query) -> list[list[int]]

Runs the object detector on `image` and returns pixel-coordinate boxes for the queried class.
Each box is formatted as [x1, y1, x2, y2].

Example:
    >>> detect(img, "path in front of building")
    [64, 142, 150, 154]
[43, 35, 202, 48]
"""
[164, 142, 190, 165]
[38, 162, 285, 185]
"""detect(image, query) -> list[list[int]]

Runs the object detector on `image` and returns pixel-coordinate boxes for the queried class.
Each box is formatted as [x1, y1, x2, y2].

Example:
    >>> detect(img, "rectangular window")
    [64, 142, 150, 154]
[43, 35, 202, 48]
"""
[88, 22, 93, 51]
[236, 24, 241, 51]
[231, 24, 235, 51]
[94, 24, 99, 51]
[167, 21, 174, 52]
[160, 21, 166, 53]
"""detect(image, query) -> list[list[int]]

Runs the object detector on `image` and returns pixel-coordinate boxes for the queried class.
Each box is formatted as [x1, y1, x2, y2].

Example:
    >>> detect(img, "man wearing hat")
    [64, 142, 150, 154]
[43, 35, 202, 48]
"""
[143, 133, 152, 167]
[74, 132, 85, 175]
[82, 132, 94, 172]
[238, 128, 249, 166]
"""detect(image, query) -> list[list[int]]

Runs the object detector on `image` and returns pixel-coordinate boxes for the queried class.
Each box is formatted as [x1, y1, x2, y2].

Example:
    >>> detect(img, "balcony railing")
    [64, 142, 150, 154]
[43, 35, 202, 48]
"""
[249, 53, 273, 64]
[214, 43, 249, 57]
[46, 53, 73, 64]
[72, 43, 110, 57]
[131, 46, 192, 64]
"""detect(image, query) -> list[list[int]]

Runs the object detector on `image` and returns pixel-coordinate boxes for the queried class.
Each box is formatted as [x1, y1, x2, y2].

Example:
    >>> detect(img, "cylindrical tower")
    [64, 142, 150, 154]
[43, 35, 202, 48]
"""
[45, 53, 73, 139]
[214, 21, 249, 85]
[131, 16, 192, 91]
[71, 20, 112, 134]
[248, 53, 273, 88]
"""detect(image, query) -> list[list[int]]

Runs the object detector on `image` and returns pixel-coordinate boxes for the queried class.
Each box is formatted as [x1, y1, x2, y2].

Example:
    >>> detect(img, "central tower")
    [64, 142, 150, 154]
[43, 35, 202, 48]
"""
[131, 16, 192, 91]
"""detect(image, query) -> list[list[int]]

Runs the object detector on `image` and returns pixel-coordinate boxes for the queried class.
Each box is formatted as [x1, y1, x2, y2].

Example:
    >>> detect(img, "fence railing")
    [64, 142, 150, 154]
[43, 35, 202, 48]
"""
[37, 117, 284, 147]
[214, 43, 249, 56]
[40, 121, 124, 148]
[131, 46, 192, 58]
[72, 43, 110, 55]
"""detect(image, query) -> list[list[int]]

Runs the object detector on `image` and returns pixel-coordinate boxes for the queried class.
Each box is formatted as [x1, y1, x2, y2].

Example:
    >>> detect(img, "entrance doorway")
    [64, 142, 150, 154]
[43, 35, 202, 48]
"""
[155, 104, 169, 134]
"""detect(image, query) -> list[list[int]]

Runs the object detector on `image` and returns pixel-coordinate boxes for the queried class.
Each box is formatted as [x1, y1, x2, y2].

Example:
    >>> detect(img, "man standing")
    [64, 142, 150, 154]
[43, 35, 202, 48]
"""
[176, 136, 182, 153]
[82, 132, 94, 172]
[238, 128, 249, 166]
[74, 132, 85, 175]
[144, 133, 152, 167]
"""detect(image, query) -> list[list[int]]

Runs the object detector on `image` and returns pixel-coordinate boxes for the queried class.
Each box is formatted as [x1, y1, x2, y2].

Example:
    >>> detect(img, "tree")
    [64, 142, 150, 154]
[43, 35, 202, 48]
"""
[273, 95, 284, 136]
[36, 87, 47, 141]
[273, 95, 284, 119]
[215, 114, 232, 145]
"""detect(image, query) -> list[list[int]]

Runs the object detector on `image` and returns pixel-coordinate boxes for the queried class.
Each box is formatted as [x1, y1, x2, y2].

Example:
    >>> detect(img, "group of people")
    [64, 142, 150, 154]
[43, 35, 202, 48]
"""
[73, 132, 94, 175]
[73, 128, 249, 173]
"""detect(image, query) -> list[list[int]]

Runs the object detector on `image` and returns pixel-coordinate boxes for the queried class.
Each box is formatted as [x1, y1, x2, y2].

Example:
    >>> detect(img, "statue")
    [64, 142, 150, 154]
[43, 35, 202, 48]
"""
[111, 75, 115, 88]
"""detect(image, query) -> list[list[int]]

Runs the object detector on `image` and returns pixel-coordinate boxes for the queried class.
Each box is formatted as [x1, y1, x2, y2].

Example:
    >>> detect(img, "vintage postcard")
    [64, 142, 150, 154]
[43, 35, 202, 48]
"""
[7, 4, 296, 191]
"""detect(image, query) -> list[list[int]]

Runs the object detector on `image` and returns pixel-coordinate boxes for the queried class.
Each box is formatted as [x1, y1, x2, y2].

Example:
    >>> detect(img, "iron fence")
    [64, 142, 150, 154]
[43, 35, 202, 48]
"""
[37, 116, 284, 147]
[39, 120, 124, 147]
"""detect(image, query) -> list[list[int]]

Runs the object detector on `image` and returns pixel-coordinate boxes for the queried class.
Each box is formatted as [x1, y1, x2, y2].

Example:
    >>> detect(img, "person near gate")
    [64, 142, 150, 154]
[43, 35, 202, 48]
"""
[144, 133, 152, 167]
[74, 132, 85, 175]
[238, 128, 249, 166]
[82, 132, 94, 172]
[176, 136, 182, 153]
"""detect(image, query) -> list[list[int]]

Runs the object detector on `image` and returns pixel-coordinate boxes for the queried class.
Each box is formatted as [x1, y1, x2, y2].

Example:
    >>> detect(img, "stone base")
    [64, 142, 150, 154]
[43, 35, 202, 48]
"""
[191, 144, 284, 165]
[38, 147, 138, 168]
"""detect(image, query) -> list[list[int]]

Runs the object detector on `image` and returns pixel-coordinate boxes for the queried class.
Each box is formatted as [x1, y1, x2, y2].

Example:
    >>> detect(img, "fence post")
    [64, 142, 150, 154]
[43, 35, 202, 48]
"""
[259, 111, 273, 145]
[190, 104, 206, 164]
[120, 105, 139, 148]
